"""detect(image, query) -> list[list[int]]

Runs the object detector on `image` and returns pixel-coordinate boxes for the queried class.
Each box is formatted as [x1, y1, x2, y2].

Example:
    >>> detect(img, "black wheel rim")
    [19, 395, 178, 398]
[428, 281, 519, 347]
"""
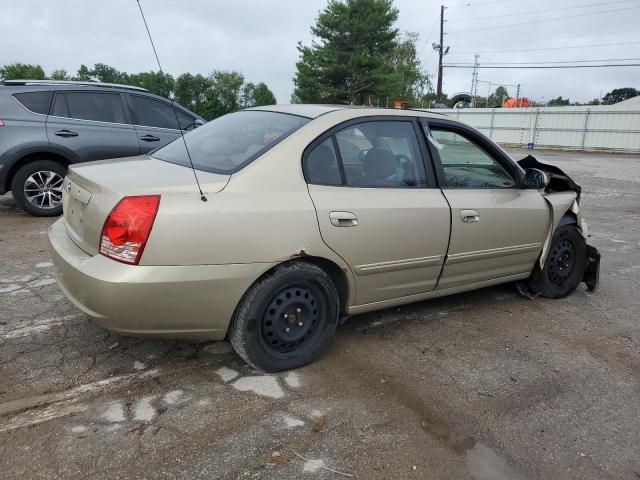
[547, 239, 576, 285]
[259, 284, 324, 359]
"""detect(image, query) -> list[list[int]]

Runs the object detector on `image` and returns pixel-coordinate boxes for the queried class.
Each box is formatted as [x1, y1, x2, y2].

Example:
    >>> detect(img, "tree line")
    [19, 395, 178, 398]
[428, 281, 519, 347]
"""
[0, 62, 276, 121]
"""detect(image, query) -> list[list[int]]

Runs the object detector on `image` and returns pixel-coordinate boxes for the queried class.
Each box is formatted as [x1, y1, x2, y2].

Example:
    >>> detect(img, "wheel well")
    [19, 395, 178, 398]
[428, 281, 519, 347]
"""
[300, 256, 350, 315]
[256, 257, 350, 315]
[5, 152, 70, 192]
[557, 212, 578, 230]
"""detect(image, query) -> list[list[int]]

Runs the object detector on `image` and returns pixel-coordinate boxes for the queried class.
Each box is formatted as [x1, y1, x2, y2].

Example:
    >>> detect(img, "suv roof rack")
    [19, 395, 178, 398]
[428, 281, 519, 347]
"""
[1, 79, 149, 92]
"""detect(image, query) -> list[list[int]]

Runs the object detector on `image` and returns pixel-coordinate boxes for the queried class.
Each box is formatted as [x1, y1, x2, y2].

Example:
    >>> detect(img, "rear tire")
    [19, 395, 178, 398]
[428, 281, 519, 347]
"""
[528, 225, 586, 298]
[11, 160, 67, 217]
[229, 261, 339, 372]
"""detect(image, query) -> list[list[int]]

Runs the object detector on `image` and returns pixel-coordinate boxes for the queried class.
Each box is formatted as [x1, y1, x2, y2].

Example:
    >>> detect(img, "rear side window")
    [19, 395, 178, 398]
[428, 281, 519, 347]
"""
[13, 91, 53, 114]
[152, 110, 309, 174]
[52, 92, 127, 124]
[304, 121, 428, 188]
[304, 138, 343, 186]
[129, 95, 193, 130]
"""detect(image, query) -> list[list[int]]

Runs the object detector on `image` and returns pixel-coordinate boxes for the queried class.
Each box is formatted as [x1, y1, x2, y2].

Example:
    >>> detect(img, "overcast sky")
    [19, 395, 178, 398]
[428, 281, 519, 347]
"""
[2, 0, 639, 104]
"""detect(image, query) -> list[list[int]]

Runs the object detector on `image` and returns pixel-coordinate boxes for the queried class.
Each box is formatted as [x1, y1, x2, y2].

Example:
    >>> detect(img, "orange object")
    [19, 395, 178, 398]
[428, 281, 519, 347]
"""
[503, 97, 532, 108]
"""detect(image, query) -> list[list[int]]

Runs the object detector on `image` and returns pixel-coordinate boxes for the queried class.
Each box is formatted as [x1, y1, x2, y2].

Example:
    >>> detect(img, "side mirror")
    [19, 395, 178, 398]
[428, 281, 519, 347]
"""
[194, 118, 205, 127]
[523, 168, 549, 189]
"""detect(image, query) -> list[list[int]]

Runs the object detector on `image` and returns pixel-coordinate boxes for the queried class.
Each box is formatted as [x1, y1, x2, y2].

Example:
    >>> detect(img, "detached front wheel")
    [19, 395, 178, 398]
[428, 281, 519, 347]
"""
[229, 261, 339, 372]
[528, 225, 586, 298]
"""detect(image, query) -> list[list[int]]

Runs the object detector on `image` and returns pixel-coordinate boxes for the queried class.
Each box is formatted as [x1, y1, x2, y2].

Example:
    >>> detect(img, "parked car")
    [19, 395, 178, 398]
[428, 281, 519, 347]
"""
[47, 105, 600, 372]
[0, 80, 204, 216]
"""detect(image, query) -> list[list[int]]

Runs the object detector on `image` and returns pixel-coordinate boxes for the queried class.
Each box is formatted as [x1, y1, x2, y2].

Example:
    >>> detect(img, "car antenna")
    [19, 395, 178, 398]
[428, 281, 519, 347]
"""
[135, 0, 207, 202]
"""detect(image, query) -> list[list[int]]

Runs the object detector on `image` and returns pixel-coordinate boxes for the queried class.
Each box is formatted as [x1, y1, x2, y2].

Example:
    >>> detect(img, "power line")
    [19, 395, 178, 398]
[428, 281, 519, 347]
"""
[452, 57, 640, 65]
[418, 19, 440, 58]
[448, 5, 640, 33]
[447, 0, 636, 21]
[443, 64, 640, 69]
[448, 40, 640, 55]
[448, 0, 520, 8]
[448, 28, 640, 47]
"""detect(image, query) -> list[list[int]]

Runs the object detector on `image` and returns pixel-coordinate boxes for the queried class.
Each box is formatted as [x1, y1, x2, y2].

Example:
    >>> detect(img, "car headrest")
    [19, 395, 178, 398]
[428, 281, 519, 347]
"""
[363, 149, 397, 179]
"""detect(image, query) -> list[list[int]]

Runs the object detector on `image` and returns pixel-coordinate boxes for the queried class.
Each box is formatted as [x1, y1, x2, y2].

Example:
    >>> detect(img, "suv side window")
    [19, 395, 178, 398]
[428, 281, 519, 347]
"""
[13, 91, 53, 115]
[129, 95, 193, 130]
[51, 92, 127, 124]
[336, 121, 427, 188]
[429, 127, 516, 189]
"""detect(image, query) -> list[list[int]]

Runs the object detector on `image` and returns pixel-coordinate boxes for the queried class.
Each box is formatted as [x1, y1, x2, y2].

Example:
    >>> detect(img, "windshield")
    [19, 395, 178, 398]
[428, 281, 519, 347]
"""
[151, 110, 310, 174]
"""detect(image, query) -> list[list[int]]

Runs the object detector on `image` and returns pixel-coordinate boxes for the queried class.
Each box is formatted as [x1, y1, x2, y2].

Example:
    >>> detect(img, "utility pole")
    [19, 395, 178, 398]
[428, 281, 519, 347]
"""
[470, 54, 479, 107]
[435, 5, 447, 102]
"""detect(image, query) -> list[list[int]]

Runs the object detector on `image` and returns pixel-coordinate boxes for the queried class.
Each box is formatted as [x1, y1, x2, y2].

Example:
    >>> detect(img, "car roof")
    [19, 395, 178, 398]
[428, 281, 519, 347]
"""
[248, 104, 449, 120]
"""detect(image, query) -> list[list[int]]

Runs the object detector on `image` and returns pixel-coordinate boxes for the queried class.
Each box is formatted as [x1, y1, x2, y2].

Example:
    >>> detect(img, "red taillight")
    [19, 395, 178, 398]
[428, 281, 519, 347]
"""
[99, 195, 160, 265]
[0, 120, 5, 127]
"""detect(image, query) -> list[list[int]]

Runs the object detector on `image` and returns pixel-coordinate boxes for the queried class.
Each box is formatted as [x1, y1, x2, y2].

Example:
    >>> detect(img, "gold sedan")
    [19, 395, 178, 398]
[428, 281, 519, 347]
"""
[48, 105, 600, 372]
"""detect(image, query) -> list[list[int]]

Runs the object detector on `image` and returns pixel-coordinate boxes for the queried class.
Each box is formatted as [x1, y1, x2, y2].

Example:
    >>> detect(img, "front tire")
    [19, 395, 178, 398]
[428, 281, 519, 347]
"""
[528, 225, 586, 298]
[11, 160, 67, 216]
[229, 261, 339, 372]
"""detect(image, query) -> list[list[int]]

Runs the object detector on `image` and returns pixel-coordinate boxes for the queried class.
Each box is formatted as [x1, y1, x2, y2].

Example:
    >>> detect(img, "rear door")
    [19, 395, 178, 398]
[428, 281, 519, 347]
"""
[305, 117, 451, 306]
[46, 91, 140, 162]
[126, 94, 195, 153]
[424, 120, 549, 289]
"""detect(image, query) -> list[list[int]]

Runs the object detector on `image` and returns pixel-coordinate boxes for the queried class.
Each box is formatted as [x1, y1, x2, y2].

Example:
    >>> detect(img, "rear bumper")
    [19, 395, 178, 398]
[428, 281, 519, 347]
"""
[47, 218, 273, 340]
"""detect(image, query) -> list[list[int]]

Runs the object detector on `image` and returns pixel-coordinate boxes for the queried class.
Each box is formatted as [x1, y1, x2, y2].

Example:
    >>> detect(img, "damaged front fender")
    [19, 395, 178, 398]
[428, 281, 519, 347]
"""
[518, 155, 600, 292]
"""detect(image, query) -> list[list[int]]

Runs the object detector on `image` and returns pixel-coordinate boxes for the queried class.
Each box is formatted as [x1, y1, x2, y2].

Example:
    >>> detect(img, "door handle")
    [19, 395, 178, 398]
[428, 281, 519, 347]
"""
[140, 135, 160, 142]
[329, 211, 358, 227]
[54, 129, 78, 138]
[460, 209, 480, 223]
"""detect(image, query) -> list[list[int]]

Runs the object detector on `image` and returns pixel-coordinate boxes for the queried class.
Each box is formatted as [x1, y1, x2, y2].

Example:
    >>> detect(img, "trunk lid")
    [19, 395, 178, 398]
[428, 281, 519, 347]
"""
[63, 155, 229, 255]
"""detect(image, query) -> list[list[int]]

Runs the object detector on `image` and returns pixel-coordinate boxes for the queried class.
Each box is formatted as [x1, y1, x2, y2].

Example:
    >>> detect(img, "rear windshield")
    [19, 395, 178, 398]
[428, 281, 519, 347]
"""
[151, 110, 310, 174]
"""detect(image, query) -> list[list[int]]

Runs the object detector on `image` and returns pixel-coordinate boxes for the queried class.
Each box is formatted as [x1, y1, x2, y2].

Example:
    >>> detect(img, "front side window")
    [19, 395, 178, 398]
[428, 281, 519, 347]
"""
[429, 128, 516, 188]
[129, 95, 194, 130]
[152, 110, 309, 174]
[334, 121, 427, 188]
[51, 92, 127, 124]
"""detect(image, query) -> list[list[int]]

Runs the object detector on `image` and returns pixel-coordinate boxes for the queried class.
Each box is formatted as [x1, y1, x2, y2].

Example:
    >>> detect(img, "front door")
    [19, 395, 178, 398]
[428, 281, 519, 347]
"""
[126, 94, 194, 154]
[305, 119, 451, 306]
[426, 123, 550, 289]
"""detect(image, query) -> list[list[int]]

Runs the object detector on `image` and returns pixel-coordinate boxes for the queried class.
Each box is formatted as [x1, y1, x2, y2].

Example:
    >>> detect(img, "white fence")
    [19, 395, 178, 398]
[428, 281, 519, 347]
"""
[436, 105, 640, 153]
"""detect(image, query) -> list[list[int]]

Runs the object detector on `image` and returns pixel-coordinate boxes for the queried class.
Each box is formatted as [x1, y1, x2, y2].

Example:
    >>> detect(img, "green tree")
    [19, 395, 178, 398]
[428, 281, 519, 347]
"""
[0, 63, 46, 80]
[292, 0, 401, 104]
[74, 64, 93, 81]
[49, 69, 71, 80]
[128, 71, 174, 97]
[174, 73, 211, 115]
[252, 82, 277, 106]
[548, 96, 571, 107]
[602, 87, 638, 105]
[386, 32, 431, 105]
[486, 85, 509, 107]
[199, 70, 245, 120]
[89, 63, 128, 83]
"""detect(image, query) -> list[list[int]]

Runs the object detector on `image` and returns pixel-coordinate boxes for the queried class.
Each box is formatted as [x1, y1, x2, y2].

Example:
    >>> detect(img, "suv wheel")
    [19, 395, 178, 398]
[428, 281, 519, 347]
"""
[229, 261, 340, 372]
[11, 160, 67, 216]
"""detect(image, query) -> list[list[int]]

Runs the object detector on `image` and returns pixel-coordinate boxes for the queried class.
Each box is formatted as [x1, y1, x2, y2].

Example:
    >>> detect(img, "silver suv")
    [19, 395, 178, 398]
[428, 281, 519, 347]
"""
[0, 80, 204, 216]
